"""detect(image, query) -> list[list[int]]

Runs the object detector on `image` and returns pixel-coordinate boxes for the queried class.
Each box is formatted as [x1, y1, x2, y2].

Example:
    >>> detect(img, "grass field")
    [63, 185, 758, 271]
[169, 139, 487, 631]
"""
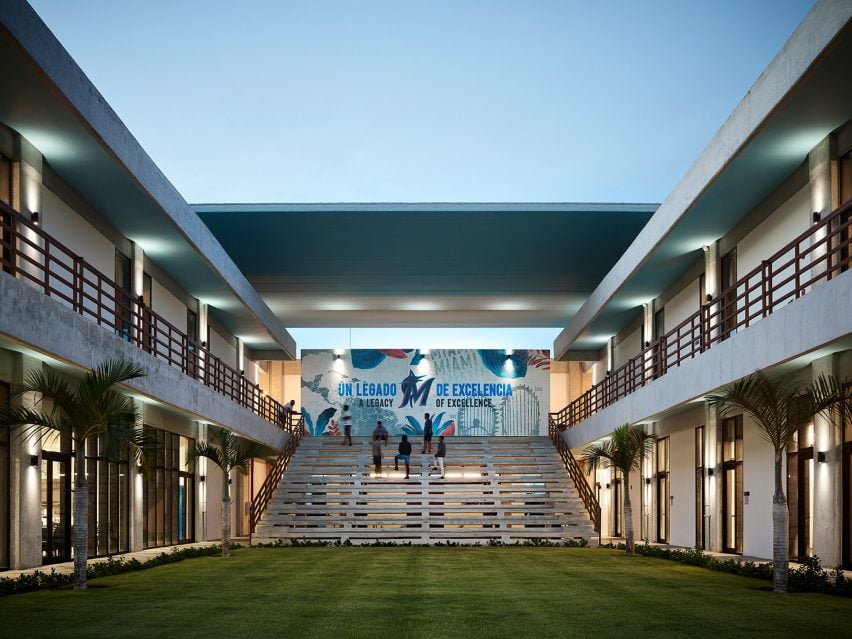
[1, 547, 850, 638]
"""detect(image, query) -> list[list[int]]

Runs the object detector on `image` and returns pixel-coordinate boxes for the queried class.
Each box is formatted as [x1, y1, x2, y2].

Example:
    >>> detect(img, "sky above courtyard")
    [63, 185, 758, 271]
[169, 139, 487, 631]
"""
[28, 0, 816, 353]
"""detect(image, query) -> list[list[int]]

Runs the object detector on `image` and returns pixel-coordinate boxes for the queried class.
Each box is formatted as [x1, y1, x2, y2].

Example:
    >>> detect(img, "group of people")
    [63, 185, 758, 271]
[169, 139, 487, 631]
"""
[339, 408, 447, 479]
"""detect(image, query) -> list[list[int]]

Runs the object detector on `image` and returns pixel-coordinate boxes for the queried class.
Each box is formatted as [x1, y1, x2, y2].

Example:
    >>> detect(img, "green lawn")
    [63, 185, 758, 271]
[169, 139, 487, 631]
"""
[1, 547, 850, 638]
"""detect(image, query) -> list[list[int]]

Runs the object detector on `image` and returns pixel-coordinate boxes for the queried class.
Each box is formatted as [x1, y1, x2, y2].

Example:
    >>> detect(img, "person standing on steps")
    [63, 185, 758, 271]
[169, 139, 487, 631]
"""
[394, 434, 412, 479]
[280, 399, 296, 428]
[341, 404, 352, 446]
[371, 435, 384, 476]
[435, 435, 446, 479]
[372, 419, 388, 445]
[421, 412, 433, 454]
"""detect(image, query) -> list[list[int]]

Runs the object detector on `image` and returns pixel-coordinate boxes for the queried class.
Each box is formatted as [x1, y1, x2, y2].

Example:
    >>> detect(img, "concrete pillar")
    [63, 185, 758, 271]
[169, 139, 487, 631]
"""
[195, 421, 209, 542]
[809, 135, 834, 217]
[812, 353, 841, 566]
[809, 135, 835, 284]
[705, 405, 721, 553]
[9, 353, 43, 569]
[18, 136, 41, 220]
[128, 398, 145, 552]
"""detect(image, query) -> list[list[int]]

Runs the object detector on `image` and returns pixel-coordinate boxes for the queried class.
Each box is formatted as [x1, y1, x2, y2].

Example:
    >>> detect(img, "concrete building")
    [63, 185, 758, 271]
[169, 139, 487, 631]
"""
[553, 0, 852, 566]
[0, 0, 850, 569]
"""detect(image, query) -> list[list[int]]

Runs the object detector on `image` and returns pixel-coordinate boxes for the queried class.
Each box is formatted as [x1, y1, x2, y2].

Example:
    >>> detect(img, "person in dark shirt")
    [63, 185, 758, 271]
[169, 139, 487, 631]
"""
[421, 412, 433, 454]
[341, 404, 352, 446]
[435, 435, 446, 479]
[394, 434, 413, 479]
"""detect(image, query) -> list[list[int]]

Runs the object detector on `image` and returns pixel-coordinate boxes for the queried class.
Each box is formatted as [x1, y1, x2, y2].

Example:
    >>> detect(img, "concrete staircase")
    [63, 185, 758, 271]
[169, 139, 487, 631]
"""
[252, 436, 597, 545]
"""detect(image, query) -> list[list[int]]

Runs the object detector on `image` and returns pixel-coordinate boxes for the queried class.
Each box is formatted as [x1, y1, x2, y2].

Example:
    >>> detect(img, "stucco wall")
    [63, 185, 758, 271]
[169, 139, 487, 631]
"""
[40, 186, 114, 277]
[738, 185, 810, 275]
[614, 327, 641, 370]
[664, 278, 701, 334]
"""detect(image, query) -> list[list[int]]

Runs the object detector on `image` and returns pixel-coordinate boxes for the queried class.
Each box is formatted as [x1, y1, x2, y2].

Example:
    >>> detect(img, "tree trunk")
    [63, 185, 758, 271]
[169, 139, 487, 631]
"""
[73, 443, 88, 590]
[221, 471, 231, 558]
[624, 482, 635, 556]
[772, 448, 788, 593]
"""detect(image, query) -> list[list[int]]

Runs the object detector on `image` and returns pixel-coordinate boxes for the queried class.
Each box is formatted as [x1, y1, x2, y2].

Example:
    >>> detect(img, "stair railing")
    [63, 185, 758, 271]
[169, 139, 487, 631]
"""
[250, 414, 304, 535]
[549, 415, 601, 534]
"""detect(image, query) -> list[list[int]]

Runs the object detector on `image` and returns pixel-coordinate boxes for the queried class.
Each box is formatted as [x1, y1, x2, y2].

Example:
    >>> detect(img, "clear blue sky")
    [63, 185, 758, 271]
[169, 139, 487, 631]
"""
[29, 0, 815, 353]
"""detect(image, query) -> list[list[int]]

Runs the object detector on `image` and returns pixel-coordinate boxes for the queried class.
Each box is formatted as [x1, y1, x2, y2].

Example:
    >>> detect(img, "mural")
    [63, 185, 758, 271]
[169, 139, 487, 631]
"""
[300, 349, 550, 437]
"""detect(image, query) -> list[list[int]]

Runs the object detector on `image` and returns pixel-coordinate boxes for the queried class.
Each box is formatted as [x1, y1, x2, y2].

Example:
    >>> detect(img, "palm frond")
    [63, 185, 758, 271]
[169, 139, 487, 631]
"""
[0, 405, 66, 444]
[706, 372, 803, 450]
[189, 440, 227, 472]
[810, 374, 852, 426]
[19, 367, 77, 416]
[582, 424, 652, 477]
[76, 360, 145, 409]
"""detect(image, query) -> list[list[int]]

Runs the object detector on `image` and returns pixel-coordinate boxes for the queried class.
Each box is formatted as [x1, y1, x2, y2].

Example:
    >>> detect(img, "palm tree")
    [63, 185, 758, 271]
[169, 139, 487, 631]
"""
[0, 359, 146, 590]
[189, 427, 274, 557]
[706, 371, 852, 593]
[582, 423, 654, 555]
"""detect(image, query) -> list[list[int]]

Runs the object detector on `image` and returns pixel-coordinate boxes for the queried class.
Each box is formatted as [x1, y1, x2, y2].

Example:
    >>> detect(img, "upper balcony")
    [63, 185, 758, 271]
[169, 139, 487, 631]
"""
[551, 198, 852, 443]
[0, 201, 301, 439]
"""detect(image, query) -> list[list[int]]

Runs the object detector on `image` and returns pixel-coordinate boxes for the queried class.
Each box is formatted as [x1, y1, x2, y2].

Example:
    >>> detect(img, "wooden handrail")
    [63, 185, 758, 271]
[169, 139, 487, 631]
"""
[551, 198, 852, 430]
[0, 201, 292, 431]
[549, 416, 601, 532]
[250, 415, 304, 534]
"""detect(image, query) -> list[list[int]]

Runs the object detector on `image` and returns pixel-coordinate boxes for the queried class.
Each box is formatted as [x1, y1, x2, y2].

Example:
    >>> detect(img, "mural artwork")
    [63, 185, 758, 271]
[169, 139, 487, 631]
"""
[300, 349, 550, 437]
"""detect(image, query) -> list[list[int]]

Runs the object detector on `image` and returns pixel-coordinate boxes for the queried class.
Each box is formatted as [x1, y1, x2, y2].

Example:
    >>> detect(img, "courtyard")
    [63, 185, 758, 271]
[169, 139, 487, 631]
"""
[0, 547, 850, 638]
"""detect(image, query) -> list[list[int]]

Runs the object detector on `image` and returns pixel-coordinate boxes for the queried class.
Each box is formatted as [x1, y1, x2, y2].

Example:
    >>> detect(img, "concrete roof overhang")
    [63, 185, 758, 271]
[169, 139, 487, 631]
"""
[0, 2, 296, 359]
[555, 2, 852, 360]
[194, 202, 655, 329]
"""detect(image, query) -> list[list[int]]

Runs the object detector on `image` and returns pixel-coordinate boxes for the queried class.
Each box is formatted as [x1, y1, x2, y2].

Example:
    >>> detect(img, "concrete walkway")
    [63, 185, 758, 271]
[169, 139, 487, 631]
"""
[1, 538, 248, 579]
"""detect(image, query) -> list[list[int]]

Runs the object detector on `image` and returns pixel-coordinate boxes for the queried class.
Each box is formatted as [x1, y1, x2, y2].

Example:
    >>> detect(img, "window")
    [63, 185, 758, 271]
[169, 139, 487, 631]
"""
[720, 415, 743, 554]
[656, 437, 669, 543]
[114, 250, 132, 340]
[695, 426, 705, 549]
[787, 420, 814, 560]
[0, 382, 9, 570]
[143, 426, 195, 549]
[84, 434, 130, 557]
[0, 153, 13, 276]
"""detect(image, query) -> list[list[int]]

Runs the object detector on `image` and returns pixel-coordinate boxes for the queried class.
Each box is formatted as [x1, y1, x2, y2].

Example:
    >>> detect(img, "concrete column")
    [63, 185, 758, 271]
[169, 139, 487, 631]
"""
[128, 398, 145, 552]
[704, 243, 719, 300]
[809, 134, 834, 217]
[195, 421, 209, 542]
[809, 135, 835, 284]
[10, 353, 43, 569]
[811, 353, 841, 566]
[18, 136, 42, 220]
[704, 405, 721, 553]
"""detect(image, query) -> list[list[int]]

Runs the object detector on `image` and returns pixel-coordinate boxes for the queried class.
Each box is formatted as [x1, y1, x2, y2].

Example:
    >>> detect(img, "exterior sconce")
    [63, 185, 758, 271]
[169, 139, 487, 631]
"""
[644, 341, 650, 348]
[817, 451, 826, 463]
[240, 370, 245, 376]
[813, 211, 821, 224]
[707, 468, 714, 476]
[606, 371, 611, 377]
[29, 454, 38, 466]
[30, 211, 39, 225]
[706, 294, 713, 302]
[335, 354, 340, 360]
[199, 475, 206, 482]
[201, 341, 207, 347]
[606, 483, 611, 489]
[645, 478, 651, 485]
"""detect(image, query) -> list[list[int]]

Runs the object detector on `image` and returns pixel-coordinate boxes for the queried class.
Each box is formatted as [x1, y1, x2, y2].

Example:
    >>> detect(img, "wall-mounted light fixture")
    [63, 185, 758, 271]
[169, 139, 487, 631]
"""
[335, 354, 340, 360]
[30, 211, 39, 226]
[199, 475, 206, 482]
[813, 211, 821, 225]
[29, 454, 38, 466]
[707, 468, 714, 476]
[606, 371, 611, 377]
[201, 341, 207, 348]
[706, 294, 713, 303]
[817, 451, 826, 463]
[645, 478, 651, 485]
[605, 483, 611, 489]
[240, 369, 245, 376]
[644, 341, 650, 348]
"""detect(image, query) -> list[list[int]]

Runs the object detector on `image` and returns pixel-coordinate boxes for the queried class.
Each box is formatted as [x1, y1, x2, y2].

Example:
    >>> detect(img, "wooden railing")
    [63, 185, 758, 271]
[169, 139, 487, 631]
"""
[0, 201, 293, 431]
[250, 414, 304, 534]
[549, 415, 601, 532]
[551, 198, 852, 430]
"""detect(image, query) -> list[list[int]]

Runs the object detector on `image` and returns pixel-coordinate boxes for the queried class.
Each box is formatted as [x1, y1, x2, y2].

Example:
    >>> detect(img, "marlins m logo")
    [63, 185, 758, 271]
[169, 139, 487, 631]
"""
[399, 370, 435, 408]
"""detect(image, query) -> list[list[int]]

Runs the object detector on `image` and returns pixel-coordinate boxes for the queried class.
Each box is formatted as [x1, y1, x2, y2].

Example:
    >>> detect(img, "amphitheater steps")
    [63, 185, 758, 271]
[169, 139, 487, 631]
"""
[253, 436, 597, 545]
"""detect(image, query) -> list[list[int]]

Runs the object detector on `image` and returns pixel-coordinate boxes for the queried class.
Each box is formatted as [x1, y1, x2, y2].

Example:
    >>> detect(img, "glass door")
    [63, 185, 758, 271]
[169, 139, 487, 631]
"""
[41, 452, 71, 564]
[720, 416, 743, 554]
